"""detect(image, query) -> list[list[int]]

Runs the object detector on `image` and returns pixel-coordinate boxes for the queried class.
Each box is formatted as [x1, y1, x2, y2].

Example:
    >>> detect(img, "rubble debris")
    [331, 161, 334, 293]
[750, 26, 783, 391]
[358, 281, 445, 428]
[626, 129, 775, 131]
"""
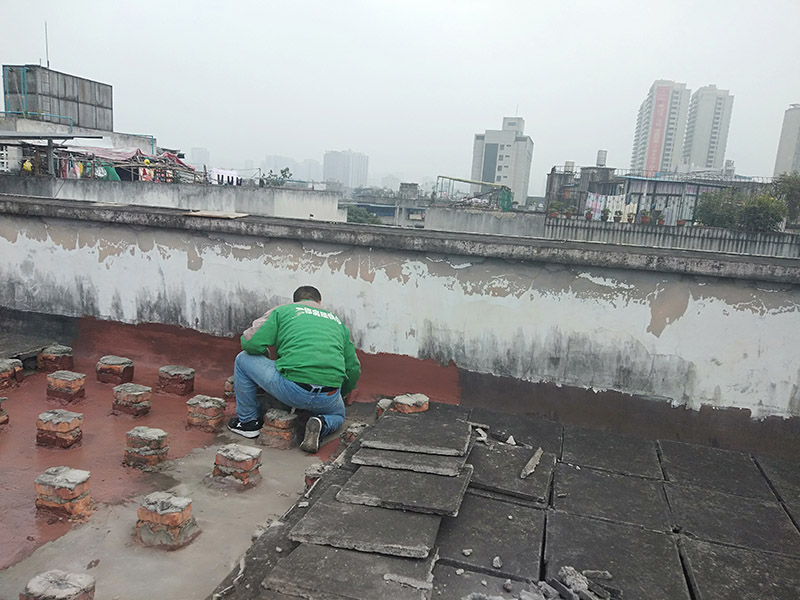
[46, 370, 86, 403]
[34, 466, 92, 518]
[19, 569, 95, 600]
[124, 426, 168, 468]
[36, 408, 83, 448]
[474, 427, 489, 444]
[492, 556, 503, 569]
[462, 548, 473, 556]
[559, 566, 590, 593]
[304, 462, 332, 489]
[503, 579, 513, 591]
[112, 383, 152, 416]
[156, 365, 195, 395]
[0, 358, 24, 389]
[520, 447, 544, 479]
[392, 392, 430, 414]
[582, 570, 613, 581]
[376, 397, 393, 418]
[505, 435, 516, 445]
[187, 394, 226, 432]
[37, 344, 74, 373]
[136, 491, 200, 549]
[95, 355, 134, 384]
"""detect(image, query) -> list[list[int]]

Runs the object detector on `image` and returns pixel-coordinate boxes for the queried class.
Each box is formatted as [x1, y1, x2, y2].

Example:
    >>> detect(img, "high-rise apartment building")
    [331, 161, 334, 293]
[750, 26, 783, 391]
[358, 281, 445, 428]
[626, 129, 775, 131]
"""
[682, 85, 734, 170]
[774, 104, 800, 176]
[630, 80, 690, 174]
[323, 150, 369, 188]
[470, 117, 534, 203]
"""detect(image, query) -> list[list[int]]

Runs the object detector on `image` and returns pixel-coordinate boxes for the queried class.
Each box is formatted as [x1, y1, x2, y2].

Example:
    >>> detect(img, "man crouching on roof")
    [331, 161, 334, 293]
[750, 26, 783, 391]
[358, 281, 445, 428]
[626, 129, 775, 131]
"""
[228, 285, 361, 453]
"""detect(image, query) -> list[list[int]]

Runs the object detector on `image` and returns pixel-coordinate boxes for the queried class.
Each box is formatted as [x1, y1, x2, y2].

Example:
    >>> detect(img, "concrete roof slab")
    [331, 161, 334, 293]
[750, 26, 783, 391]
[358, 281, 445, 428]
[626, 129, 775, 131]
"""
[553, 464, 672, 531]
[468, 443, 555, 503]
[359, 412, 472, 456]
[665, 483, 800, 557]
[545, 511, 690, 600]
[562, 425, 662, 478]
[468, 408, 562, 454]
[436, 492, 544, 582]
[432, 563, 528, 599]
[352, 446, 470, 476]
[755, 455, 800, 502]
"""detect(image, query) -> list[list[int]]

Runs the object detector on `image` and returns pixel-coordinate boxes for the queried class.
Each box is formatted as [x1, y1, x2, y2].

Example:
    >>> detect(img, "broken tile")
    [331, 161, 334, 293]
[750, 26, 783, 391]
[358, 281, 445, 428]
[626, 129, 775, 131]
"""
[680, 538, 800, 599]
[263, 544, 435, 600]
[562, 425, 662, 478]
[351, 446, 470, 476]
[665, 483, 800, 556]
[437, 492, 544, 582]
[289, 486, 441, 558]
[468, 443, 555, 503]
[468, 408, 562, 453]
[462, 486, 543, 509]
[658, 440, 773, 499]
[553, 464, 671, 531]
[336, 464, 473, 516]
[359, 412, 472, 456]
[432, 563, 526, 599]
[545, 511, 690, 600]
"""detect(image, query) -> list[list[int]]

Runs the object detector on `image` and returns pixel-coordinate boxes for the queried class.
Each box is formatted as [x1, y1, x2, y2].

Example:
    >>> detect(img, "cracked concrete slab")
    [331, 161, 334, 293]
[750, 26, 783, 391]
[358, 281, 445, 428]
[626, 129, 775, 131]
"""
[468, 443, 555, 503]
[289, 486, 441, 558]
[468, 408, 562, 454]
[360, 412, 472, 456]
[553, 463, 671, 531]
[545, 511, 690, 600]
[680, 538, 800, 599]
[665, 483, 800, 556]
[755, 455, 800, 503]
[562, 425, 662, 478]
[336, 465, 473, 516]
[351, 446, 470, 476]
[432, 563, 527, 599]
[658, 440, 773, 499]
[437, 492, 544, 582]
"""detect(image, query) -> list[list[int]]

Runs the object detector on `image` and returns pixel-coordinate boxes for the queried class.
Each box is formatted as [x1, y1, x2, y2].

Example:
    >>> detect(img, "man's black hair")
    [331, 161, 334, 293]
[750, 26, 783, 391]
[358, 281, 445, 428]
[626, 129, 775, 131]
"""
[293, 286, 322, 302]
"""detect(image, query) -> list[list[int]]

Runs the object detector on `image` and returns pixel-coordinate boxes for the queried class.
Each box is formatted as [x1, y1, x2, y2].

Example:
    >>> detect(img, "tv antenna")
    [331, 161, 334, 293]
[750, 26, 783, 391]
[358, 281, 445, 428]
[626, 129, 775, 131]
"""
[45, 21, 50, 68]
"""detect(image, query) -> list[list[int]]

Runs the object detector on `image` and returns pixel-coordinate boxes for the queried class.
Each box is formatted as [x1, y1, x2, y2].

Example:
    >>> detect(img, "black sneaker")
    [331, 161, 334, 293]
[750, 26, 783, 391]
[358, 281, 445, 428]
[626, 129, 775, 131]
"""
[227, 416, 261, 438]
[300, 416, 323, 453]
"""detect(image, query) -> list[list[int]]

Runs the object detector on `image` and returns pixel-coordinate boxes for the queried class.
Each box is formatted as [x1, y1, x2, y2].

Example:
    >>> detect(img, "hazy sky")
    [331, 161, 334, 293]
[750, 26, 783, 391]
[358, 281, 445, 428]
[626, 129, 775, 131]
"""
[3, 0, 799, 193]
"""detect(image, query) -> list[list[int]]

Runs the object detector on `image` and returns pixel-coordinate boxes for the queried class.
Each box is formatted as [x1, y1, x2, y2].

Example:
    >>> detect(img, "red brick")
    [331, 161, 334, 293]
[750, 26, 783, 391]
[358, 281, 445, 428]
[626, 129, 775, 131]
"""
[186, 414, 224, 431]
[37, 354, 74, 373]
[124, 449, 168, 467]
[263, 408, 299, 430]
[0, 412, 8, 426]
[394, 401, 430, 414]
[157, 366, 195, 396]
[34, 479, 90, 500]
[257, 426, 298, 450]
[35, 493, 91, 517]
[214, 454, 261, 473]
[96, 365, 134, 384]
[212, 465, 260, 485]
[36, 429, 83, 448]
[137, 504, 192, 527]
[188, 404, 225, 418]
[112, 400, 150, 417]
[46, 371, 86, 393]
[36, 412, 82, 432]
[0, 359, 24, 390]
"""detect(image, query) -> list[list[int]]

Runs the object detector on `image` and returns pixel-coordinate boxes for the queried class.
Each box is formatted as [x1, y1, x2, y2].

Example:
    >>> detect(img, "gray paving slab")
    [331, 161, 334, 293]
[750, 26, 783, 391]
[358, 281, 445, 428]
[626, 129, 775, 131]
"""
[681, 538, 800, 600]
[282, 468, 353, 527]
[289, 486, 441, 558]
[553, 463, 671, 531]
[0, 331, 55, 360]
[336, 465, 473, 516]
[437, 492, 544, 582]
[658, 439, 773, 499]
[424, 401, 471, 421]
[463, 487, 543, 509]
[263, 543, 436, 600]
[665, 483, 800, 556]
[468, 407, 562, 454]
[360, 412, 472, 456]
[562, 425, 662, 478]
[351, 446, 469, 476]
[786, 499, 800, 527]
[545, 511, 690, 600]
[431, 564, 528, 599]
[468, 442, 555, 503]
[755, 455, 800, 502]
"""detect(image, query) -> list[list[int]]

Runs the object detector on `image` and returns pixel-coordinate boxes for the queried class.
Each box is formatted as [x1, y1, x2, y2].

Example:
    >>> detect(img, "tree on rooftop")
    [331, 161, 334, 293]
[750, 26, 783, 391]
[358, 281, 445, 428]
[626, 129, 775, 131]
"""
[772, 171, 800, 222]
[738, 193, 787, 232]
[693, 189, 740, 229]
[347, 206, 383, 225]
[265, 167, 292, 187]
[694, 189, 786, 232]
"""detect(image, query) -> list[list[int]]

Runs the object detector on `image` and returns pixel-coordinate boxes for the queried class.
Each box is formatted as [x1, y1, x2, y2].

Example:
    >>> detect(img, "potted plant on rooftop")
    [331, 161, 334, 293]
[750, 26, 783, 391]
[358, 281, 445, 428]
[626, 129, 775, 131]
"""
[626, 212, 635, 223]
[600, 207, 611, 222]
[653, 209, 665, 225]
[640, 209, 651, 224]
[585, 208, 593, 220]
[565, 206, 575, 219]
[613, 210, 623, 223]
[548, 201, 563, 218]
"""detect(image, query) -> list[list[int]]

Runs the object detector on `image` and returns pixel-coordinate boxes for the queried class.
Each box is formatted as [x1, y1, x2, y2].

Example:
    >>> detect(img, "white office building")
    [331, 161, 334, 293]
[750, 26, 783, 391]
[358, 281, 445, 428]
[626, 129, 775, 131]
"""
[470, 117, 534, 203]
[774, 104, 800, 176]
[323, 150, 369, 189]
[682, 85, 734, 171]
[630, 80, 690, 174]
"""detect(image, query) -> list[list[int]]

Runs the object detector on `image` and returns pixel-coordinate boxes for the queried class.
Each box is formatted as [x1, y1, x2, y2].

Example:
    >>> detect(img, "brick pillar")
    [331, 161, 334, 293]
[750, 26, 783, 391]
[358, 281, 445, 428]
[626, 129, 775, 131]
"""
[135, 491, 201, 549]
[392, 393, 430, 414]
[0, 358, 23, 390]
[186, 395, 226, 432]
[124, 426, 168, 468]
[223, 375, 235, 402]
[156, 365, 195, 395]
[96, 355, 134, 384]
[112, 383, 152, 416]
[20, 569, 95, 600]
[37, 344, 74, 373]
[34, 466, 91, 518]
[213, 443, 263, 486]
[257, 408, 300, 450]
[0, 397, 8, 426]
[46, 371, 86, 404]
[36, 409, 83, 448]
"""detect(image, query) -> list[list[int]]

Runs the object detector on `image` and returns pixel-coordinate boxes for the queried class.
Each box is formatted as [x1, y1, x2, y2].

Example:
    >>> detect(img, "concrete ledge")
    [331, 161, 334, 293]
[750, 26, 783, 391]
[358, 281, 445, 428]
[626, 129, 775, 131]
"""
[1, 194, 799, 283]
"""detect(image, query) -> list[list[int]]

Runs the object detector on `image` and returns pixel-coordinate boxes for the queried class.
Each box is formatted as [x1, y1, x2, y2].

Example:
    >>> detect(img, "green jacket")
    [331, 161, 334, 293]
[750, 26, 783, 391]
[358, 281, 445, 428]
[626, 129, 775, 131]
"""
[241, 301, 361, 396]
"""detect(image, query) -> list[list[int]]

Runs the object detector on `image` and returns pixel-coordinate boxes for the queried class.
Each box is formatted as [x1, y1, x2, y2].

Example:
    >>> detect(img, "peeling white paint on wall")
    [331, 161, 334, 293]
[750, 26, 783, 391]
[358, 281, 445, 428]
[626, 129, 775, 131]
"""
[1, 214, 799, 420]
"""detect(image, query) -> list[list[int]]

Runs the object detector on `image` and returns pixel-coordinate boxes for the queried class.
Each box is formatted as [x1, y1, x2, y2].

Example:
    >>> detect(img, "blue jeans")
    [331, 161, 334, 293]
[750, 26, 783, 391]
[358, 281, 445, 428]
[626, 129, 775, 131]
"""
[233, 351, 345, 436]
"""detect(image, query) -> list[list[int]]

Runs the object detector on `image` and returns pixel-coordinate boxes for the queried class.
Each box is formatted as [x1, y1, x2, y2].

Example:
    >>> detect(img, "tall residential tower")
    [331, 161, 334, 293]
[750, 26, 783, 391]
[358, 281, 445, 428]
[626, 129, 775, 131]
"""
[323, 150, 369, 189]
[774, 104, 800, 176]
[682, 85, 734, 170]
[470, 117, 534, 203]
[630, 80, 690, 174]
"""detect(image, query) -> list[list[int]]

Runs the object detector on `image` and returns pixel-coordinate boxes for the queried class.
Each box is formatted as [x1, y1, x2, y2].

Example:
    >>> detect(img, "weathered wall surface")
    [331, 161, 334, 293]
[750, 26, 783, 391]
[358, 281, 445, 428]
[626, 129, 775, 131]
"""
[1, 198, 799, 420]
[0, 177, 345, 222]
[427, 207, 800, 258]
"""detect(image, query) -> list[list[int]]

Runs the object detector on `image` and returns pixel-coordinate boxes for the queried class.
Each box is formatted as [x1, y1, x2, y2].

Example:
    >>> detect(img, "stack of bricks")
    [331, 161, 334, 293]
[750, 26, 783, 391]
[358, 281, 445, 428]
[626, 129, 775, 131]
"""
[258, 408, 300, 449]
[96, 355, 134, 384]
[46, 371, 86, 404]
[36, 409, 83, 448]
[37, 344, 74, 373]
[124, 426, 168, 468]
[213, 443, 263, 486]
[112, 383, 152, 416]
[157, 365, 195, 395]
[135, 491, 201, 549]
[186, 395, 226, 432]
[223, 375, 235, 402]
[0, 358, 23, 389]
[392, 393, 430, 414]
[0, 397, 8, 426]
[19, 569, 96, 600]
[304, 462, 332, 490]
[34, 466, 92, 518]
[376, 398, 394, 418]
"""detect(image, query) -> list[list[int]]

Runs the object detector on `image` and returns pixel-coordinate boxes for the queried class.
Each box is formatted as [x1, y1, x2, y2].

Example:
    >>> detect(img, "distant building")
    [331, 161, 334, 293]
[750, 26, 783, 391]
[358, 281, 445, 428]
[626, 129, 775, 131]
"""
[299, 159, 322, 181]
[323, 150, 368, 188]
[630, 80, 690, 174]
[470, 117, 534, 203]
[682, 85, 734, 171]
[381, 174, 401, 191]
[774, 103, 800, 176]
[189, 147, 210, 169]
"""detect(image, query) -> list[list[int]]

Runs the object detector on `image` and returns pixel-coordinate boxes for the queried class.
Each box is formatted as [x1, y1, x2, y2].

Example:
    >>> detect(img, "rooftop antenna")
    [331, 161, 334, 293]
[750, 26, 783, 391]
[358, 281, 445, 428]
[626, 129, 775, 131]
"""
[515, 103, 519, 116]
[45, 21, 50, 68]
